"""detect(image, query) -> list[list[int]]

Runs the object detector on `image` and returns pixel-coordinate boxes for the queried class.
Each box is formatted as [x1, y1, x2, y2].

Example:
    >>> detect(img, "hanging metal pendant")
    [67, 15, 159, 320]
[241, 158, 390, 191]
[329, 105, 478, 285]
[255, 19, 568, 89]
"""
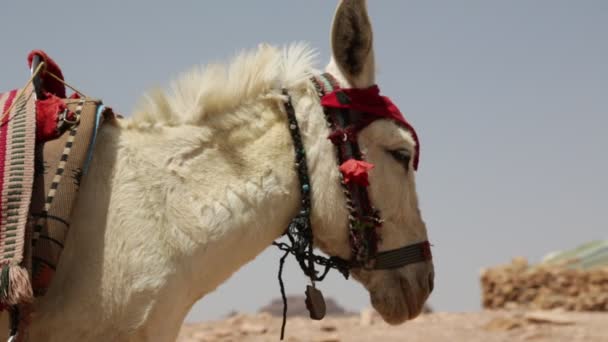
[305, 285, 326, 320]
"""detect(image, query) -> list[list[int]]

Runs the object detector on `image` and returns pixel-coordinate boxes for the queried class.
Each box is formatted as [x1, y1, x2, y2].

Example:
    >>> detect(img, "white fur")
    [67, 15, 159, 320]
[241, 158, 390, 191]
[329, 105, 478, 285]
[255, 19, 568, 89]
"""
[132, 43, 316, 127]
[1, 2, 433, 340]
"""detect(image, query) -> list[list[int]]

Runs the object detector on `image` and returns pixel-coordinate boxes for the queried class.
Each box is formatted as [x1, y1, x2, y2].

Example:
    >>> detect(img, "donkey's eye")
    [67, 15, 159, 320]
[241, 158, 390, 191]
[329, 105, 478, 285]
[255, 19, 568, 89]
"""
[388, 149, 411, 167]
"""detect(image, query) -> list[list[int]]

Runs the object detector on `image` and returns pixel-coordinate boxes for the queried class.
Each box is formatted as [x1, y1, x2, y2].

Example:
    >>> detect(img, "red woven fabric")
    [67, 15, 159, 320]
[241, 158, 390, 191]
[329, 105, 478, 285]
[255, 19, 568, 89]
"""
[321, 85, 420, 170]
[0, 90, 17, 250]
[27, 50, 66, 99]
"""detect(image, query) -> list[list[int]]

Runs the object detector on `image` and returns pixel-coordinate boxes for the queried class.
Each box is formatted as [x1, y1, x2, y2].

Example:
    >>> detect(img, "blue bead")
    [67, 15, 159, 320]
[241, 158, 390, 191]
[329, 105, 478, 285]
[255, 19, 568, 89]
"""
[302, 184, 310, 192]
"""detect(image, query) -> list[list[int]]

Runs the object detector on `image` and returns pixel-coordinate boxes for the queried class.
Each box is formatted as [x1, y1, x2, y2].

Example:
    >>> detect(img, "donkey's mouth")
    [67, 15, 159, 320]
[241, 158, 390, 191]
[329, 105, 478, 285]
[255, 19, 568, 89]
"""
[400, 277, 424, 320]
[368, 270, 432, 325]
[369, 287, 410, 325]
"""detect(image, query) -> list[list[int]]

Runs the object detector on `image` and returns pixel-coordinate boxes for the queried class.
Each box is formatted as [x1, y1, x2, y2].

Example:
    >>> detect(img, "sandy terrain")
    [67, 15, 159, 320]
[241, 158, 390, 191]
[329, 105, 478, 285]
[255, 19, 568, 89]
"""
[178, 309, 608, 342]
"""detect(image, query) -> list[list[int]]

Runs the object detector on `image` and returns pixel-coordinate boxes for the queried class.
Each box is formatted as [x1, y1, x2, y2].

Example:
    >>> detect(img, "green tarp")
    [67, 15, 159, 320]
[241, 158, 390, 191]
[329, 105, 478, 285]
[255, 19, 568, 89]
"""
[541, 240, 608, 269]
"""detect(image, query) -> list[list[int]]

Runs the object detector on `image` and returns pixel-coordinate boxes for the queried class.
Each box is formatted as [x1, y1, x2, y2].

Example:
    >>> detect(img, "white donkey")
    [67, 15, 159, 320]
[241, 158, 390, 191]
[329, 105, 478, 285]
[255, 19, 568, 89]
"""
[3, 1, 434, 341]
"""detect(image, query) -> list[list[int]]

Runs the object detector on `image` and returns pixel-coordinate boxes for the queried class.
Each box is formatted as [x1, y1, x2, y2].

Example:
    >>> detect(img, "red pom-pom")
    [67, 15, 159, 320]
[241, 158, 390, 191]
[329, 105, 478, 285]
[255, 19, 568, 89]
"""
[35, 93, 64, 142]
[339, 159, 374, 186]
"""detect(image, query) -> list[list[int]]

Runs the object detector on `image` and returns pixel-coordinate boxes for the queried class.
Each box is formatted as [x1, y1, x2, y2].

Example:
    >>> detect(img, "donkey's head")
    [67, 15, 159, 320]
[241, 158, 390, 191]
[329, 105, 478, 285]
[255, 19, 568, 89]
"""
[308, 0, 434, 324]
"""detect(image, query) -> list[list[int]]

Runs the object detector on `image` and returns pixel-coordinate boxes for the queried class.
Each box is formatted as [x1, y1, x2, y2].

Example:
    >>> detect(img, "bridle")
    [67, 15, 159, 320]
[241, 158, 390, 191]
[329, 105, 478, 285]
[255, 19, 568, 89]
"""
[272, 73, 432, 339]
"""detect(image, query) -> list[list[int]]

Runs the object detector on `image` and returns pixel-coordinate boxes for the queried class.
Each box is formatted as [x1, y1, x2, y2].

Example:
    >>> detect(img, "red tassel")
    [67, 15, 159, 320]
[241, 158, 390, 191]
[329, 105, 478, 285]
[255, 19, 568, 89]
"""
[7, 266, 33, 305]
[339, 159, 374, 187]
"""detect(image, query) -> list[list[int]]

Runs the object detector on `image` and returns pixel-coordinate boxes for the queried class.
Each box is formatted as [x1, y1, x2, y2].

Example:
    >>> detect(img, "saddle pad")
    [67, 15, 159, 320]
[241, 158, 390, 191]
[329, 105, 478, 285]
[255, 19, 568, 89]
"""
[29, 98, 112, 297]
[0, 84, 37, 307]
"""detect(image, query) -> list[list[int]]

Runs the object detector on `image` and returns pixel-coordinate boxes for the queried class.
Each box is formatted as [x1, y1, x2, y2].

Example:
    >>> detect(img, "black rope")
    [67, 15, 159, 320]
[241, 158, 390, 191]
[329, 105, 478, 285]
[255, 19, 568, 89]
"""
[277, 250, 289, 340]
[272, 89, 350, 280]
[272, 240, 349, 280]
[272, 90, 351, 340]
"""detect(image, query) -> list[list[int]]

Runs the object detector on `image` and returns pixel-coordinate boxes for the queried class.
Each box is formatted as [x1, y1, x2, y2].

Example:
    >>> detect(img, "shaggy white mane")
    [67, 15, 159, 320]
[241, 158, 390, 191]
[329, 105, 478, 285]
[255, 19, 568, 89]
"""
[133, 43, 318, 125]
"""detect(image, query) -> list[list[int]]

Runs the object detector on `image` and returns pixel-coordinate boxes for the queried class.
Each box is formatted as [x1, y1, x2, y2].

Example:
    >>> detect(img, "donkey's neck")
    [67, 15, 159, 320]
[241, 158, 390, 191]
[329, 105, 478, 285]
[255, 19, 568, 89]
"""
[27, 101, 303, 341]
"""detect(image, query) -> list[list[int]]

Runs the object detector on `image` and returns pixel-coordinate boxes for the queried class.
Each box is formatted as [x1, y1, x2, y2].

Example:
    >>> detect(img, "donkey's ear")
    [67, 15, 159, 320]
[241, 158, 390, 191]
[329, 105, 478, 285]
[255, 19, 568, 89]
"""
[329, 0, 375, 88]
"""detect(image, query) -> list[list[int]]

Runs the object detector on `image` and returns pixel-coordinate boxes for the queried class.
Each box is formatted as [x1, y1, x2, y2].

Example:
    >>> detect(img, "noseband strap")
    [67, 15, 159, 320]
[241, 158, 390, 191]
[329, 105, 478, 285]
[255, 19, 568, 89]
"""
[335, 240, 432, 270]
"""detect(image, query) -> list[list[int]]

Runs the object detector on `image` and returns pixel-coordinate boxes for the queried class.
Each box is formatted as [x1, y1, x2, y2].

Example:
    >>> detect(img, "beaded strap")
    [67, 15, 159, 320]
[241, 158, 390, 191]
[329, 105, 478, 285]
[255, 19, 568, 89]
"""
[314, 74, 381, 266]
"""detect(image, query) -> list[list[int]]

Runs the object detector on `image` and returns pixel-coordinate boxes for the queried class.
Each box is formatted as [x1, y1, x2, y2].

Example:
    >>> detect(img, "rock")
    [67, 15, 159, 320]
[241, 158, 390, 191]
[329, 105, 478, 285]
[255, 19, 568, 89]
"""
[482, 317, 522, 331]
[320, 322, 337, 332]
[524, 311, 576, 325]
[480, 258, 608, 312]
[505, 302, 520, 310]
[239, 322, 268, 334]
[210, 329, 232, 338]
[512, 256, 529, 270]
[314, 334, 341, 342]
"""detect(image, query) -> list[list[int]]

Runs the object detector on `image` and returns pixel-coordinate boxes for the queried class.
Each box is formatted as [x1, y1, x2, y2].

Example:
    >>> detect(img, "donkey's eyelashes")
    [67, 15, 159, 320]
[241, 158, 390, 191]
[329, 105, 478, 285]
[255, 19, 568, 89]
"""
[387, 149, 411, 170]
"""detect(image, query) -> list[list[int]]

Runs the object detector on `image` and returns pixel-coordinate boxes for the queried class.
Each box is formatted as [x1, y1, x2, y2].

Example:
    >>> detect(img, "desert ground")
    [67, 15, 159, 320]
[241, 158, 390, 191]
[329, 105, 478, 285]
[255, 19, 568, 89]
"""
[178, 256, 608, 341]
[177, 309, 608, 342]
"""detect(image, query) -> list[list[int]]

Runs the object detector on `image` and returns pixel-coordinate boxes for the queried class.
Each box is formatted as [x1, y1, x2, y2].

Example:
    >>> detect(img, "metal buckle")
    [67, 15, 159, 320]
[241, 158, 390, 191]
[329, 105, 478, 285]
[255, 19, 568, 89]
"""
[56, 108, 81, 132]
[62, 110, 80, 125]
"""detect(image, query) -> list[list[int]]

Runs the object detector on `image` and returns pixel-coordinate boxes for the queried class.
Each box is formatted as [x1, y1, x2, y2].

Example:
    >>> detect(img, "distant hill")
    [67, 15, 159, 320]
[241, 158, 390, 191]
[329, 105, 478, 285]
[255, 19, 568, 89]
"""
[258, 295, 432, 318]
[258, 295, 354, 317]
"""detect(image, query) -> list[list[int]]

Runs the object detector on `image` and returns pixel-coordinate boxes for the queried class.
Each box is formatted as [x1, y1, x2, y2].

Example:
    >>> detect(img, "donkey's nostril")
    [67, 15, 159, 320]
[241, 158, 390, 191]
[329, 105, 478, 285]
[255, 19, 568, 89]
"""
[428, 272, 434, 292]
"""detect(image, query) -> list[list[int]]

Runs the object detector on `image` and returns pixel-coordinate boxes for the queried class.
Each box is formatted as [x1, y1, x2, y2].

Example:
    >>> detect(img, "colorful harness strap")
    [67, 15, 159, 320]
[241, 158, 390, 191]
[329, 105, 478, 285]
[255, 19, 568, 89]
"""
[0, 84, 37, 308]
[312, 73, 431, 269]
[273, 74, 431, 340]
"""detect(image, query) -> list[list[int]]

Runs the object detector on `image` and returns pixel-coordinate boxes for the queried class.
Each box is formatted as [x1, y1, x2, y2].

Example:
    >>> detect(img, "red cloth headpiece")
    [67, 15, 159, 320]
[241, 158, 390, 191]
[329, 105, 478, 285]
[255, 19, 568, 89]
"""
[321, 85, 420, 170]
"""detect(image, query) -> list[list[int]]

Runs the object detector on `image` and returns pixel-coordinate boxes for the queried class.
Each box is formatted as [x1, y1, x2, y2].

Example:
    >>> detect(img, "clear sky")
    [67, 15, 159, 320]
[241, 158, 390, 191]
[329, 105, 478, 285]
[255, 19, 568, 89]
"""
[2, 1, 606, 322]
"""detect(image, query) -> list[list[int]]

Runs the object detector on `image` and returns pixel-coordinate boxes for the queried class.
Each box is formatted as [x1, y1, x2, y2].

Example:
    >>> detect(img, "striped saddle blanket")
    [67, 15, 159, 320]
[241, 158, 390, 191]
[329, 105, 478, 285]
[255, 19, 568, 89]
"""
[0, 51, 114, 309]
